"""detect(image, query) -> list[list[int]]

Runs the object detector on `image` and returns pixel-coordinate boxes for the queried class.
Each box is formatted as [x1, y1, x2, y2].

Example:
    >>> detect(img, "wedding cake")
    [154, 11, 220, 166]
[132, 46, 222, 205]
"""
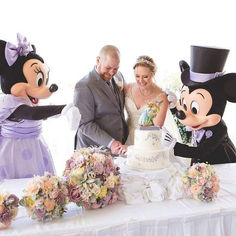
[126, 99, 171, 170]
[119, 100, 185, 204]
[126, 126, 170, 170]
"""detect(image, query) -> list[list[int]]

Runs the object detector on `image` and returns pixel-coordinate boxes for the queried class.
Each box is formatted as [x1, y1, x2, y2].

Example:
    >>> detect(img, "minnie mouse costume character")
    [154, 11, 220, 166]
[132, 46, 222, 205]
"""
[0, 34, 80, 179]
[162, 45, 236, 165]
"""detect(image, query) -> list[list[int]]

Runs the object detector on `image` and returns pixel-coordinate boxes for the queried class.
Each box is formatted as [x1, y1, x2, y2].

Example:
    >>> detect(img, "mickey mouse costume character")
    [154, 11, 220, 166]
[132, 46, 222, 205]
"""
[0, 33, 80, 179]
[162, 45, 236, 165]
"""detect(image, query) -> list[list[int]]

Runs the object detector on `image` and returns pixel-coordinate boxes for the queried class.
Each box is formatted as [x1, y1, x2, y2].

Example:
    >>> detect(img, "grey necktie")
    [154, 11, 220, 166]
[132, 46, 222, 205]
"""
[106, 81, 113, 90]
[107, 80, 121, 108]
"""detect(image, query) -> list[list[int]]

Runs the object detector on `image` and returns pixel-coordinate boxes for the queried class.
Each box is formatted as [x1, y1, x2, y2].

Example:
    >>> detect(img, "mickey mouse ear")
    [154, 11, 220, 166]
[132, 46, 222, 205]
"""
[179, 60, 190, 72]
[222, 73, 236, 102]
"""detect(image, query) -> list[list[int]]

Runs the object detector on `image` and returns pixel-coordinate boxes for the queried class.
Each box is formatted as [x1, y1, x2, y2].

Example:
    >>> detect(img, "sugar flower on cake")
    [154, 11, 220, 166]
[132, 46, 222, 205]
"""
[0, 191, 19, 229]
[64, 147, 121, 209]
[138, 100, 163, 126]
[19, 172, 68, 222]
[182, 162, 220, 202]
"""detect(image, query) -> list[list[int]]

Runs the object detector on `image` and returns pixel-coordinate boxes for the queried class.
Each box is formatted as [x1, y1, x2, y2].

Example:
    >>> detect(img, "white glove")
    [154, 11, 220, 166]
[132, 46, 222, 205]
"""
[161, 127, 177, 149]
[61, 103, 81, 130]
[165, 89, 177, 109]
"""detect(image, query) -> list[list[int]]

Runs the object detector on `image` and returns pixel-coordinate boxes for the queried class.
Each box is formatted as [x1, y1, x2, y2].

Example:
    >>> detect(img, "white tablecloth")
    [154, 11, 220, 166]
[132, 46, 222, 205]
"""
[1, 162, 236, 236]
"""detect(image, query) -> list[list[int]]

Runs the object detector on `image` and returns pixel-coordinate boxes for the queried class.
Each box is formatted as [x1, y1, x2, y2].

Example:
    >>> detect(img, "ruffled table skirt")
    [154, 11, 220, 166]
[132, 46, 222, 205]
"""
[116, 157, 186, 204]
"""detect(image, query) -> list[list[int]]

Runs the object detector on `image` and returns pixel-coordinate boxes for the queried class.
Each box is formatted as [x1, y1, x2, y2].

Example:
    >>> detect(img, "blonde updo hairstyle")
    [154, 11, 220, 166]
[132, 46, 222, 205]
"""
[133, 55, 157, 76]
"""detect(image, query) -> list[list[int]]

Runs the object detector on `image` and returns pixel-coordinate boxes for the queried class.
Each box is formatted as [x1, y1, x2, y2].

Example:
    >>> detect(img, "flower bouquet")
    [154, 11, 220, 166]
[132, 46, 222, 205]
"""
[0, 192, 19, 229]
[19, 172, 68, 222]
[64, 147, 121, 209]
[138, 100, 163, 126]
[182, 162, 220, 202]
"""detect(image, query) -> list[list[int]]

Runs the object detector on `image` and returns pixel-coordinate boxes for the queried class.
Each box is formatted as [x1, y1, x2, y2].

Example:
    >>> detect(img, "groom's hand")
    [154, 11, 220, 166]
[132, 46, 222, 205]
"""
[111, 140, 122, 155]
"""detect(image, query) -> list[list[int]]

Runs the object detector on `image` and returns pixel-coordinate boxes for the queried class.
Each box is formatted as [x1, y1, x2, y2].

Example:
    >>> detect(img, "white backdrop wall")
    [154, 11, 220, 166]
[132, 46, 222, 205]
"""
[1, 0, 236, 174]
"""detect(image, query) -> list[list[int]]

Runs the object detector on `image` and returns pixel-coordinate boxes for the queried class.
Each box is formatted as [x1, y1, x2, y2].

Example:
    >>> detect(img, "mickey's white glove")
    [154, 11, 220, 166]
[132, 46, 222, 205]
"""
[61, 103, 81, 130]
[165, 89, 177, 109]
[162, 127, 177, 149]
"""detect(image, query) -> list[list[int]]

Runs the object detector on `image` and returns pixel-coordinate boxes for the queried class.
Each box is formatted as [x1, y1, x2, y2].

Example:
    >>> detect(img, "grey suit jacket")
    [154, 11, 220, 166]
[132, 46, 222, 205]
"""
[74, 67, 128, 149]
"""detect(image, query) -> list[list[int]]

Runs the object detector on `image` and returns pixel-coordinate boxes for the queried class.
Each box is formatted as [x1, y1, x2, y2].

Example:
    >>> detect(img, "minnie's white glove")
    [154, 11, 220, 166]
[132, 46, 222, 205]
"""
[61, 103, 81, 130]
[165, 89, 177, 109]
[162, 127, 177, 149]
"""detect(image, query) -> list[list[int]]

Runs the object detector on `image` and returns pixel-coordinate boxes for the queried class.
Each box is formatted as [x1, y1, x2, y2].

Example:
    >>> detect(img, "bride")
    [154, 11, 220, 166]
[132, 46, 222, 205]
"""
[118, 55, 181, 153]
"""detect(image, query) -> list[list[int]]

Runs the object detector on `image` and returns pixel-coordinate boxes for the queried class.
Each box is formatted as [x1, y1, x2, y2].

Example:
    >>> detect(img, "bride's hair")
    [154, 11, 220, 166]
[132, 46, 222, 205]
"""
[133, 55, 157, 76]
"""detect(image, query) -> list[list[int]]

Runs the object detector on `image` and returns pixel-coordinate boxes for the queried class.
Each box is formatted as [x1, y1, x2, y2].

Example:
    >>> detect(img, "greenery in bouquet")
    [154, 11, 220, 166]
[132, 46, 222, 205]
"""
[64, 147, 121, 209]
[0, 192, 19, 229]
[173, 115, 192, 144]
[182, 162, 220, 202]
[19, 172, 68, 222]
[138, 100, 163, 126]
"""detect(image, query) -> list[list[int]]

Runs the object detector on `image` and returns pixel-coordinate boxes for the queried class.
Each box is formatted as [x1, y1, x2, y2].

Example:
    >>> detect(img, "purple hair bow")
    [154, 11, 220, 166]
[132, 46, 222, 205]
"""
[5, 33, 33, 66]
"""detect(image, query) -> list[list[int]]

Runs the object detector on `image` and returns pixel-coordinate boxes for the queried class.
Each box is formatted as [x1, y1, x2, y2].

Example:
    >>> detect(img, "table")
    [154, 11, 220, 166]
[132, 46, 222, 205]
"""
[1, 163, 236, 236]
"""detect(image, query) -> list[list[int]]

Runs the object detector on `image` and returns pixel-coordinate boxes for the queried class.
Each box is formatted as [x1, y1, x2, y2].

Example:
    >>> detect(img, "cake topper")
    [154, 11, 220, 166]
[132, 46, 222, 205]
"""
[138, 100, 163, 127]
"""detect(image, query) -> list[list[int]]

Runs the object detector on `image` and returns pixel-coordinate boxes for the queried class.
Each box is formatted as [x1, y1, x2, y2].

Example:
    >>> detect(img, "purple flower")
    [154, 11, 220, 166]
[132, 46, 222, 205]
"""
[55, 191, 66, 205]
[35, 208, 46, 218]
[0, 208, 13, 224]
[7, 194, 19, 207]
[204, 187, 213, 198]
[68, 186, 82, 203]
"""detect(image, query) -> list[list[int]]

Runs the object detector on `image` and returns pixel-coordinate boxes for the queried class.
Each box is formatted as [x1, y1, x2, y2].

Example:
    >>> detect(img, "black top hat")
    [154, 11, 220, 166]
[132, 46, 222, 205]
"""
[180, 45, 230, 86]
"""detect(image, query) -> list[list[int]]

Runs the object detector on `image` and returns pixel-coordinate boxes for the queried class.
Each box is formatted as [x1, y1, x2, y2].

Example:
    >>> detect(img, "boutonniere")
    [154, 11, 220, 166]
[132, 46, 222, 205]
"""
[113, 74, 124, 92]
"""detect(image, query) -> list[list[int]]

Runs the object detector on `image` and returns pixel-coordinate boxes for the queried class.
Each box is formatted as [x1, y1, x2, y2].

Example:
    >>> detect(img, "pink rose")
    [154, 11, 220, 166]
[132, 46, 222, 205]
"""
[56, 191, 66, 205]
[49, 189, 59, 199]
[104, 194, 112, 205]
[105, 157, 114, 167]
[67, 159, 77, 169]
[92, 202, 102, 209]
[68, 186, 81, 203]
[109, 193, 118, 205]
[93, 161, 104, 175]
[0, 208, 12, 224]
[198, 177, 206, 186]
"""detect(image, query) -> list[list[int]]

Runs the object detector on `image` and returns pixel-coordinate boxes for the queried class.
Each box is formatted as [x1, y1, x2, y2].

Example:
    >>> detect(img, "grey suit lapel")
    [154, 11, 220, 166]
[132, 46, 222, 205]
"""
[92, 69, 121, 110]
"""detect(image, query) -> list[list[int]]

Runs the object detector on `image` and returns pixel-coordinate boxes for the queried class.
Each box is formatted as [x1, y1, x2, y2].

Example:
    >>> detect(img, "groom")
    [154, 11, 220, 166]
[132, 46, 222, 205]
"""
[73, 45, 128, 154]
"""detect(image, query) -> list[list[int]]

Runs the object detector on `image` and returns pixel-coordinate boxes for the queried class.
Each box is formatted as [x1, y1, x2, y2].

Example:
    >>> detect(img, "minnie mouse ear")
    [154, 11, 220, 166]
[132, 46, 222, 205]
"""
[0, 40, 8, 75]
[31, 44, 36, 53]
[222, 73, 236, 102]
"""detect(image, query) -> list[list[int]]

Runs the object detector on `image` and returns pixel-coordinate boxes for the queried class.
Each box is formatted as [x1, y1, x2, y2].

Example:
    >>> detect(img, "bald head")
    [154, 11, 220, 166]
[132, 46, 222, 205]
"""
[99, 45, 120, 62]
[96, 45, 120, 81]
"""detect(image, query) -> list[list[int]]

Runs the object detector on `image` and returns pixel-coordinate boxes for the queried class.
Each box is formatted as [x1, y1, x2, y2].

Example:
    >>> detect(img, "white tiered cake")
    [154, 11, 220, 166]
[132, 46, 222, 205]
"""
[126, 126, 170, 170]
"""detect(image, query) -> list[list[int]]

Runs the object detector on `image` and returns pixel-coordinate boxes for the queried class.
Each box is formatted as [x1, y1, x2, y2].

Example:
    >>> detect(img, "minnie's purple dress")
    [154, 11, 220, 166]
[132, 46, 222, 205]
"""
[0, 95, 55, 179]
